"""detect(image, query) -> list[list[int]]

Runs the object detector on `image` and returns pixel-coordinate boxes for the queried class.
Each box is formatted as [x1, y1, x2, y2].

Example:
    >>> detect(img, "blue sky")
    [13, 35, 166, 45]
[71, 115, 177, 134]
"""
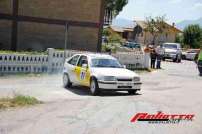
[116, 0, 202, 24]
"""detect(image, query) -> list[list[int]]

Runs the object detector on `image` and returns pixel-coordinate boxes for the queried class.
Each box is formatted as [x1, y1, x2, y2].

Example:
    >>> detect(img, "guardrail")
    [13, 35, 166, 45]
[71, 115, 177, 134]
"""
[0, 48, 150, 74]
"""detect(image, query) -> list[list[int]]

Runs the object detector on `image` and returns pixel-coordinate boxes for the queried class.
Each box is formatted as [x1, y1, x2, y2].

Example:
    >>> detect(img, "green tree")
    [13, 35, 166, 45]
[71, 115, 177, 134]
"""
[145, 16, 167, 45]
[175, 34, 183, 43]
[108, 32, 122, 43]
[102, 28, 110, 36]
[106, 0, 128, 15]
[183, 24, 202, 48]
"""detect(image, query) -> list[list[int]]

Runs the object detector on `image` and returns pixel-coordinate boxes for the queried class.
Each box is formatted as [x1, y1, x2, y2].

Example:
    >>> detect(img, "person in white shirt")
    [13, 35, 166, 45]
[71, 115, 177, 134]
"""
[155, 45, 164, 69]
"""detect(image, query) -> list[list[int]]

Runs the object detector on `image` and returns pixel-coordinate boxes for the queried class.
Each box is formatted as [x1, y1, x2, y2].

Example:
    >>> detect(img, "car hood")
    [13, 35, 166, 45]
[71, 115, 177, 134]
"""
[165, 48, 177, 53]
[91, 67, 139, 78]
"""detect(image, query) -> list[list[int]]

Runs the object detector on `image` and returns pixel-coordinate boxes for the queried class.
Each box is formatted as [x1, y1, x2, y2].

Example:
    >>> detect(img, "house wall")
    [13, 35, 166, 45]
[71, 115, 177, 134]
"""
[0, 0, 12, 50]
[135, 30, 178, 46]
[0, 0, 103, 52]
[0, 20, 12, 50]
[0, 0, 12, 14]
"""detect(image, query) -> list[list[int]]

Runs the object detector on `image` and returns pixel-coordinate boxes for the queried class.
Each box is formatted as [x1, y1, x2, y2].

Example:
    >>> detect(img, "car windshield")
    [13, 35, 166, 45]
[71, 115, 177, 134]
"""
[126, 42, 141, 48]
[131, 43, 140, 47]
[91, 58, 122, 68]
[164, 44, 178, 49]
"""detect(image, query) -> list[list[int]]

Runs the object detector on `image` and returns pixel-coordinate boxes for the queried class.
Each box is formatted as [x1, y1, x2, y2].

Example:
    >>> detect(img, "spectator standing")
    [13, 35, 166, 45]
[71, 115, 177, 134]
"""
[155, 45, 164, 69]
[150, 49, 157, 69]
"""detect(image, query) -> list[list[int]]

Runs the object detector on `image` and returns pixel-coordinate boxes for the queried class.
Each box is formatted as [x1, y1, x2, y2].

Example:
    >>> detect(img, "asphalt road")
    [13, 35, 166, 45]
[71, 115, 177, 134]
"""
[0, 60, 202, 134]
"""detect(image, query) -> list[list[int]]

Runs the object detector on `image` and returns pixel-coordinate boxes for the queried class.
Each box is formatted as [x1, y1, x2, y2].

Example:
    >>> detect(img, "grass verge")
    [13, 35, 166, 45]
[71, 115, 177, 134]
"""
[0, 95, 42, 110]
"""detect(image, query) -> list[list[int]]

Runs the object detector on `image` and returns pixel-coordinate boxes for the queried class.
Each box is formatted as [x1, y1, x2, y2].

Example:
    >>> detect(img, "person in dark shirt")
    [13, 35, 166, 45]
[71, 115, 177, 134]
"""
[150, 49, 157, 69]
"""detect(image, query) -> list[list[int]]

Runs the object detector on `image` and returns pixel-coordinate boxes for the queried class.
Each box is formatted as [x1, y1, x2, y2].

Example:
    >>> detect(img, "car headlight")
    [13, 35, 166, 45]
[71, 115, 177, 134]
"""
[100, 76, 117, 81]
[133, 77, 140, 82]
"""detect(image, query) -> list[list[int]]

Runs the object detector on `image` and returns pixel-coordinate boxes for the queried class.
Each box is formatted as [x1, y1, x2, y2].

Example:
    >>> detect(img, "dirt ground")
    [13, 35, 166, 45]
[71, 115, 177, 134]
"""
[0, 60, 202, 134]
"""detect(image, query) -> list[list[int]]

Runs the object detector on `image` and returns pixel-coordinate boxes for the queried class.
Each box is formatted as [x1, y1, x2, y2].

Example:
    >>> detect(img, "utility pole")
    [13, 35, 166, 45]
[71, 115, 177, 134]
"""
[64, 22, 68, 60]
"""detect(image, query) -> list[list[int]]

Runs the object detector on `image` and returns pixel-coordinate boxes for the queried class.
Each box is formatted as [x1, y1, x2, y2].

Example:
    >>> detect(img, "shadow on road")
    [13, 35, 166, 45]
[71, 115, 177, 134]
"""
[67, 86, 91, 96]
[65, 86, 142, 97]
[163, 60, 181, 63]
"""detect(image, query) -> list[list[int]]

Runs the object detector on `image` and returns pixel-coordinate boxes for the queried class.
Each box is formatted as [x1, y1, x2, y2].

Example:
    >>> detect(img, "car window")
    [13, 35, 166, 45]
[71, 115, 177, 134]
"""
[191, 50, 196, 53]
[188, 51, 194, 53]
[163, 44, 178, 49]
[68, 55, 80, 66]
[77, 56, 88, 67]
[91, 58, 122, 68]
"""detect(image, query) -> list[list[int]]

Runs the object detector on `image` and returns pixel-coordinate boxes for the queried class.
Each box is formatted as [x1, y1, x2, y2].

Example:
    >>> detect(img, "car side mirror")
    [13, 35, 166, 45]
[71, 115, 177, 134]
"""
[82, 64, 88, 69]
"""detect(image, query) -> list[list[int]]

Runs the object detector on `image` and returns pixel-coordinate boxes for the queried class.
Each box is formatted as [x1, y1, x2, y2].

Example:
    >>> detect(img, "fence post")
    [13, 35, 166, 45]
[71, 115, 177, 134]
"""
[47, 48, 55, 73]
[144, 52, 151, 69]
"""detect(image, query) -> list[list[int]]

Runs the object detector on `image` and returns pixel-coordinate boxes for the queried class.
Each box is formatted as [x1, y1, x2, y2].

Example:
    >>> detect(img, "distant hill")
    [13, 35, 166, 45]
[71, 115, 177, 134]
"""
[113, 18, 202, 31]
[176, 18, 202, 30]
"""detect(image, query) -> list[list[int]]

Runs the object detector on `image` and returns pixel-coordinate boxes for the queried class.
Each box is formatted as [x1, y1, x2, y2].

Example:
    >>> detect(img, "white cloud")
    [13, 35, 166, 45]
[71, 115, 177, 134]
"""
[193, 2, 202, 9]
[170, 0, 182, 4]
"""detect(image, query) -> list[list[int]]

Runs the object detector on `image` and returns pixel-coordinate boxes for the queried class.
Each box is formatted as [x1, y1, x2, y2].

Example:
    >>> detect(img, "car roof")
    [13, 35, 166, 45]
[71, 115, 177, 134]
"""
[77, 53, 115, 59]
[126, 42, 140, 44]
[163, 43, 180, 45]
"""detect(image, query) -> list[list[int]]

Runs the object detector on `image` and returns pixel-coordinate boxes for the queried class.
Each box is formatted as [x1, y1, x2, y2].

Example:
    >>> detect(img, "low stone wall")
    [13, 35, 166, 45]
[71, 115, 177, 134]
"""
[0, 48, 150, 74]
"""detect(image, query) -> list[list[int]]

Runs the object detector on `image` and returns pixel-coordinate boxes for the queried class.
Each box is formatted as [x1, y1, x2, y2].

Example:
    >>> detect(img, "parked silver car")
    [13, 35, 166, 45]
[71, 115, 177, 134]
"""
[182, 49, 200, 61]
[162, 43, 182, 62]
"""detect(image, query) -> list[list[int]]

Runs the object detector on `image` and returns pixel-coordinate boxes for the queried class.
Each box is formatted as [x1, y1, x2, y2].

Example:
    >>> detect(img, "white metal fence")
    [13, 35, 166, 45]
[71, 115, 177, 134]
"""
[0, 48, 150, 74]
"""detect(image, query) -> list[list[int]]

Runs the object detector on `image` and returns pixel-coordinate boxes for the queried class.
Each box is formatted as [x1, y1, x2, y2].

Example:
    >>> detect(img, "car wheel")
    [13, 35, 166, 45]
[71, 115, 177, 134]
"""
[178, 58, 182, 63]
[128, 90, 137, 95]
[177, 54, 182, 63]
[63, 73, 72, 88]
[182, 55, 186, 60]
[90, 78, 100, 96]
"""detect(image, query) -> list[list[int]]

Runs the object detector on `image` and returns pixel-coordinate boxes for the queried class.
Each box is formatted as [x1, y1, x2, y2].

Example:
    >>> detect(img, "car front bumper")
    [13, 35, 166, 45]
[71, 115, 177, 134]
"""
[164, 53, 177, 59]
[97, 81, 142, 90]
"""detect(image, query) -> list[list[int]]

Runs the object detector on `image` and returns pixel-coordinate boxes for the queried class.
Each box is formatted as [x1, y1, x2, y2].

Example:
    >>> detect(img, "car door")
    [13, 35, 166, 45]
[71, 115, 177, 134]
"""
[187, 51, 195, 60]
[190, 51, 197, 60]
[65, 55, 80, 83]
[75, 55, 91, 86]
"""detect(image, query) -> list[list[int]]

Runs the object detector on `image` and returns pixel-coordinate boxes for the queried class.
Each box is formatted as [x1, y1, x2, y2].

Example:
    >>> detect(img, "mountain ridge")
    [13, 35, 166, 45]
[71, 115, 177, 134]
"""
[112, 18, 202, 31]
[176, 18, 202, 30]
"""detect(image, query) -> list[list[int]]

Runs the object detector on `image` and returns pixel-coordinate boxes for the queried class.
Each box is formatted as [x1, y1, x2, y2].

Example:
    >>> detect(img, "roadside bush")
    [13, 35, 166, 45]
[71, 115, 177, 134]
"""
[108, 33, 123, 43]
[0, 95, 41, 109]
[102, 43, 118, 53]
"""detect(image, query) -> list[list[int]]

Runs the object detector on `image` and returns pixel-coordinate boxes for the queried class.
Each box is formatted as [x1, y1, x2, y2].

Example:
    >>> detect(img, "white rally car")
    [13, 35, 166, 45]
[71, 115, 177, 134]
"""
[63, 53, 142, 95]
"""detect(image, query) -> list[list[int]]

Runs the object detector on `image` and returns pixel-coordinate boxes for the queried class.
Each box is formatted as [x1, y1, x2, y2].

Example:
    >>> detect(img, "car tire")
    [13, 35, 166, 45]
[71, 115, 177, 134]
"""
[182, 55, 186, 60]
[128, 90, 137, 95]
[90, 78, 100, 96]
[178, 54, 182, 63]
[178, 58, 182, 63]
[63, 73, 72, 88]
